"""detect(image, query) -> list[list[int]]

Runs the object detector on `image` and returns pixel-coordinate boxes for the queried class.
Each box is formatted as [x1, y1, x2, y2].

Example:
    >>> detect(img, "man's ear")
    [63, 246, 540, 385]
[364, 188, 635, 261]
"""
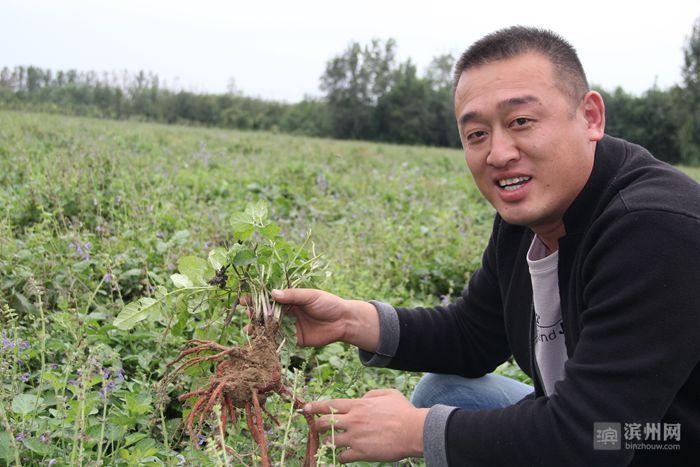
[581, 91, 605, 141]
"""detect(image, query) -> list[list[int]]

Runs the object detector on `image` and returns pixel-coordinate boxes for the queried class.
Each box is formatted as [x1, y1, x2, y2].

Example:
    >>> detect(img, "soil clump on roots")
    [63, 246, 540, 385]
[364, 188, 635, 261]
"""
[164, 321, 318, 466]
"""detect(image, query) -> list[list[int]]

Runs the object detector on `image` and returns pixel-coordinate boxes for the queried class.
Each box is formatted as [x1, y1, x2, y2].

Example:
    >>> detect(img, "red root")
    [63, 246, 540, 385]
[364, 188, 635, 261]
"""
[165, 325, 318, 467]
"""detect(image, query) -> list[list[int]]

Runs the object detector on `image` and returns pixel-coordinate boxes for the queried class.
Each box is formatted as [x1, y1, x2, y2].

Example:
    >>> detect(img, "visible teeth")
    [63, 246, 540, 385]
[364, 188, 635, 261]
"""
[498, 176, 531, 187]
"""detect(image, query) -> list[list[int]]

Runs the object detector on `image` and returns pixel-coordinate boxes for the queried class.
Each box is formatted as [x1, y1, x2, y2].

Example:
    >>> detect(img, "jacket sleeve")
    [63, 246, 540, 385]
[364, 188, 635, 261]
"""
[441, 211, 700, 466]
[382, 216, 513, 377]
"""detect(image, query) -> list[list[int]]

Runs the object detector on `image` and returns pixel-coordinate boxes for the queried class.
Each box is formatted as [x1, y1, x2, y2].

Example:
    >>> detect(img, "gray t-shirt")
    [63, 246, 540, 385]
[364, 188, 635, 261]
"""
[527, 235, 568, 397]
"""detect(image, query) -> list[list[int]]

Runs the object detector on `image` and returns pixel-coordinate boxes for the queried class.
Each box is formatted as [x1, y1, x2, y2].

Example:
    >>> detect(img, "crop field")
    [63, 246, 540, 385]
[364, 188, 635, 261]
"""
[1, 110, 698, 466]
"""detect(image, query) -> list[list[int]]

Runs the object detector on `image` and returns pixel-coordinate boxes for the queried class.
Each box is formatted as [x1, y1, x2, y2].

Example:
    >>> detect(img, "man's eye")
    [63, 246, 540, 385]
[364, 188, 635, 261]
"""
[511, 117, 531, 127]
[467, 130, 487, 142]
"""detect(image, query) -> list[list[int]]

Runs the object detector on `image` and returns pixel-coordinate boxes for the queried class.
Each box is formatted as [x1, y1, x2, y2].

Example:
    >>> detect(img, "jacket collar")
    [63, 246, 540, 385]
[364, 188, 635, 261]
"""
[561, 135, 626, 236]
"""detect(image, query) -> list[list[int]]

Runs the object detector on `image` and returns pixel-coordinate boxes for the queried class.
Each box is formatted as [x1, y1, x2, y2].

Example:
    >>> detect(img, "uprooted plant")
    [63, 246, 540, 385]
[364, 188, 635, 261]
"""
[114, 202, 325, 465]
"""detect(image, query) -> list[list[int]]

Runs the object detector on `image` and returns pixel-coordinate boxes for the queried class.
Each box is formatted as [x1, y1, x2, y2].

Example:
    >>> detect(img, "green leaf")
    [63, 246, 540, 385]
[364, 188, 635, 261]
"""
[233, 248, 256, 267]
[153, 285, 168, 299]
[269, 262, 284, 287]
[177, 255, 212, 286]
[170, 273, 193, 289]
[122, 268, 144, 278]
[24, 438, 53, 455]
[256, 245, 274, 264]
[124, 432, 148, 447]
[113, 297, 161, 330]
[260, 222, 281, 240]
[227, 243, 243, 261]
[12, 393, 44, 416]
[135, 437, 157, 452]
[208, 247, 228, 270]
[0, 432, 10, 460]
[125, 391, 152, 416]
[230, 212, 254, 238]
[170, 229, 190, 245]
[246, 201, 268, 223]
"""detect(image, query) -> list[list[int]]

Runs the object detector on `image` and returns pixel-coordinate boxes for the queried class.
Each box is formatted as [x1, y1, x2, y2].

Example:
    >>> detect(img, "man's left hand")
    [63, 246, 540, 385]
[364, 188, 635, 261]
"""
[305, 388, 429, 463]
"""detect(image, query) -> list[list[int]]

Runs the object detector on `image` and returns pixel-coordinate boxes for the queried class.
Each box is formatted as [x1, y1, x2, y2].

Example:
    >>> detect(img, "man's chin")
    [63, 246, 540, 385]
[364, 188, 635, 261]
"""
[496, 210, 532, 227]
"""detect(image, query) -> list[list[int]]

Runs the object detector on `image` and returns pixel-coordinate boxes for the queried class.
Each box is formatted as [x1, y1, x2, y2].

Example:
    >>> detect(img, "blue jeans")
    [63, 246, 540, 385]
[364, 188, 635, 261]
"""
[411, 373, 534, 410]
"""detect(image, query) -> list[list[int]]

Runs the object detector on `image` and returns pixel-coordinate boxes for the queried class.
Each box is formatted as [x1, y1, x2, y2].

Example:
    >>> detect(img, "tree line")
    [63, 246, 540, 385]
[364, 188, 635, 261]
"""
[1, 18, 699, 164]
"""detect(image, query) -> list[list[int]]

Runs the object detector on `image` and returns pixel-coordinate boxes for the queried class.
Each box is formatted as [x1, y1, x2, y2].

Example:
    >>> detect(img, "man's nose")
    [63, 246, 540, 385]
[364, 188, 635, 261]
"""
[486, 129, 520, 168]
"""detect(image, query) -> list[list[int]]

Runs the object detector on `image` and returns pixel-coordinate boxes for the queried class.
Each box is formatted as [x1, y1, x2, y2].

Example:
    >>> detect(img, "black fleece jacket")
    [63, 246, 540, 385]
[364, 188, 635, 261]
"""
[382, 136, 700, 465]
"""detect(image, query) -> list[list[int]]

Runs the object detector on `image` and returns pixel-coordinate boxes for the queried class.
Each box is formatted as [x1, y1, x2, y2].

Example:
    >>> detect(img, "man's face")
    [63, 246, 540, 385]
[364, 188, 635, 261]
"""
[454, 52, 600, 233]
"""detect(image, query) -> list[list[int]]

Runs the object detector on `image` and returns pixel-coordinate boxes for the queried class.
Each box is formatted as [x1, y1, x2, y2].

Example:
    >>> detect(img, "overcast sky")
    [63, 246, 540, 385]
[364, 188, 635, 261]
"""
[2, 0, 699, 102]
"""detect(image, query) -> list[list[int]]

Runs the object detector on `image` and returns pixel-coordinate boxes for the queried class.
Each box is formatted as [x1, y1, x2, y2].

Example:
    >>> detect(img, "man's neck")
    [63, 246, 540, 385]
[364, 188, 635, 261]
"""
[531, 221, 566, 255]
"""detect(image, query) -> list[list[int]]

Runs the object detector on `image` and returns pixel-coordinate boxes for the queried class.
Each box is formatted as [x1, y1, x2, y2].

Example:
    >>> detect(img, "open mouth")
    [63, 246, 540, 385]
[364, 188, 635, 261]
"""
[497, 176, 531, 191]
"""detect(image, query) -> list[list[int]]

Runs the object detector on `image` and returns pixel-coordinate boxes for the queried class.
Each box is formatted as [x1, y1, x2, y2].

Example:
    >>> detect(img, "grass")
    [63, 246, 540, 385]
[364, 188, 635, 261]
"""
[1, 110, 697, 466]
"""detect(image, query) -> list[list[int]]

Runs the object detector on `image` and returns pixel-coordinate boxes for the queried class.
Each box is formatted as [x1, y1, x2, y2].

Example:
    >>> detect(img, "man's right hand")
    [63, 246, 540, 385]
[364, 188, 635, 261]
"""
[263, 288, 380, 352]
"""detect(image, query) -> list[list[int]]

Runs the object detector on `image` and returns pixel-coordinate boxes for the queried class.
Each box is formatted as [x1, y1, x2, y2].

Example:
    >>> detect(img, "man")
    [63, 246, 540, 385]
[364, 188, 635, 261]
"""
[269, 27, 700, 465]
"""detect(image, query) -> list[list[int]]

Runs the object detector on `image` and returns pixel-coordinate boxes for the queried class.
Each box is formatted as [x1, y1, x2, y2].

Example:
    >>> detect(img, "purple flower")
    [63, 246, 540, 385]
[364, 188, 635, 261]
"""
[176, 454, 185, 465]
[39, 433, 49, 444]
[115, 195, 122, 203]
[48, 460, 57, 466]
[99, 379, 118, 399]
[19, 340, 29, 350]
[51, 363, 58, 370]
[15, 433, 25, 442]
[116, 368, 125, 381]
[2, 331, 15, 350]
[20, 373, 30, 382]
[197, 433, 206, 446]
[68, 379, 79, 387]
[102, 369, 110, 379]
[103, 272, 112, 283]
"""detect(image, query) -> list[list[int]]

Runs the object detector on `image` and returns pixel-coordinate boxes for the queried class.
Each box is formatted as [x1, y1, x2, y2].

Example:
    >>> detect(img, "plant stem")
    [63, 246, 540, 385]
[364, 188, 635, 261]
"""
[279, 369, 300, 465]
[96, 396, 108, 464]
[160, 403, 171, 452]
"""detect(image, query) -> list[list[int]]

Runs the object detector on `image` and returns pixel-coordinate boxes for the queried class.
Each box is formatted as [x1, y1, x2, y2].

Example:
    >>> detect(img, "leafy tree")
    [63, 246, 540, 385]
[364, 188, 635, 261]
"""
[320, 39, 397, 139]
[374, 60, 455, 147]
[375, 61, 429, 144]
[598, 86, 682, 164]
[425, 53, 455, 91]
[280, 98, 331, 136]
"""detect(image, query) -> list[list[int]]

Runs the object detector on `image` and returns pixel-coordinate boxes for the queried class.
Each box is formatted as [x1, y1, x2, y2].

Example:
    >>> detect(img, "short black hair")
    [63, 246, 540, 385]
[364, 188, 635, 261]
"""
[453, 26, 589, 104]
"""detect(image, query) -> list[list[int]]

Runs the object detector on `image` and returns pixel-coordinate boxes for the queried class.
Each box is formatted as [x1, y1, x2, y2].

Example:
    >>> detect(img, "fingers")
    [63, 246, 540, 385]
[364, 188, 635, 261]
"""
[325, 431, 350, 448]
[338, 447, 361, 464]
[238, 295, 253, 321]
[362, 388, 398, 398]
[294, 318, 306, 346]
[271, 288, 320, 305]
[315, 413, 347, 433]
[304, 398, 356, 415]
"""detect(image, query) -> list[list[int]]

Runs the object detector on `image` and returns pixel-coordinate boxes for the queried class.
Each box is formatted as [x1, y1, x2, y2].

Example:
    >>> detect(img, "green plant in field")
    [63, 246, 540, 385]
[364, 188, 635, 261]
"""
[114, 201, 325, 466]
[113, 200, 326, 333]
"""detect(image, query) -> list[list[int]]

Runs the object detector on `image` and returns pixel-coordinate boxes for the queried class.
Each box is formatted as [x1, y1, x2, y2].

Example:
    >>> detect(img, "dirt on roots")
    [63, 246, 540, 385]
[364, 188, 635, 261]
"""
[163, 321, 318, 466]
